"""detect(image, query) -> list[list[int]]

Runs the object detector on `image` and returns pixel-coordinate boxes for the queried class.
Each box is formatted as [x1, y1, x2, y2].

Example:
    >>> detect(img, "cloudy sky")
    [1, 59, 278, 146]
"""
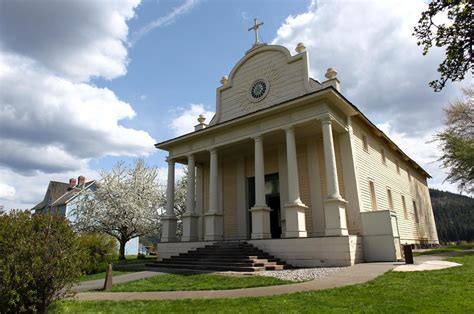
[0, 0, 470, 210]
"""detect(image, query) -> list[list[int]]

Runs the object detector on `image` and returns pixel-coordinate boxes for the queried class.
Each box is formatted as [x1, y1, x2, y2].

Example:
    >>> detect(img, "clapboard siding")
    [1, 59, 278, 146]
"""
[351, 117, 438, 244]
[218, 49, 308, 123]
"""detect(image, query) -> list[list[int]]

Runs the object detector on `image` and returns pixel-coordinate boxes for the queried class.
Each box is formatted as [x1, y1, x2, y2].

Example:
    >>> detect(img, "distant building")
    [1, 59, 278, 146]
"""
[32, 176, 139, 256]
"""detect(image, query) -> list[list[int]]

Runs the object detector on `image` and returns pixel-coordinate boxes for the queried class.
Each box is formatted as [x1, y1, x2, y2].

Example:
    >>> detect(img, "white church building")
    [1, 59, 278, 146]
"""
[154, 23, 439, 267]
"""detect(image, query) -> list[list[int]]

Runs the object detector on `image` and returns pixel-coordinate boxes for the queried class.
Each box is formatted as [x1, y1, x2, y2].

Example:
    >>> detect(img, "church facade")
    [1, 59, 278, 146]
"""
[155, 41, 439, 266]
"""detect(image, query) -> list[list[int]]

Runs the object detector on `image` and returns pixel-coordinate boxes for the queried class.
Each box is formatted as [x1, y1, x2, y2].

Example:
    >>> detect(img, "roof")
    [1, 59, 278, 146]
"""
[31, 181, 70, 211]
[155, 86, 431, 178]
[51, 180, 95, 206]
[31, 180, 95, 211]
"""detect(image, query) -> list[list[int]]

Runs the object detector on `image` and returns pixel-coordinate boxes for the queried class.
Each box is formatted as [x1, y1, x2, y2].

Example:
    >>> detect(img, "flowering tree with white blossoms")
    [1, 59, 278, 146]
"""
[73, 159, 163, 260]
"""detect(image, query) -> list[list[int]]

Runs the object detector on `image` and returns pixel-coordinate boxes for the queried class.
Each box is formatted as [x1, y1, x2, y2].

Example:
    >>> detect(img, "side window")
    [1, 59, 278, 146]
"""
[363, 135, 369, 152]
[387, 188, 393, 210]
[402, 195, 408, 219]
[413, 200, 419, 223]
[369, 180, 377, 211]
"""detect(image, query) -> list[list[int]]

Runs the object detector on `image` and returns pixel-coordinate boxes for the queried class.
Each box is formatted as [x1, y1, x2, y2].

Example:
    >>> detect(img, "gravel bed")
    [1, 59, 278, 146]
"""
[259, 267, 344, 282]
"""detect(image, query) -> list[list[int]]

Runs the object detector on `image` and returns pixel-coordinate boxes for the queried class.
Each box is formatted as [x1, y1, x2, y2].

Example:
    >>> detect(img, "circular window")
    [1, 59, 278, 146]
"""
[248, 79, 269, 102]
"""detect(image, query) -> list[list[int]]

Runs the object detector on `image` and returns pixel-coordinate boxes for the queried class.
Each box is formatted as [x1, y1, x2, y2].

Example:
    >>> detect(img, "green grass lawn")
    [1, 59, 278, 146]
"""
[413, 243, 474, 256]
[53, 253, 474, 313]
[109, 273, 292, 292]
[79, 271, 133, 282]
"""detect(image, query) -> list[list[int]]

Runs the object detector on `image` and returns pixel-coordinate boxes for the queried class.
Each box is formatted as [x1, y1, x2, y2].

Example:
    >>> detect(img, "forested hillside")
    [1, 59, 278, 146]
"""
[430, 189, 474, 242]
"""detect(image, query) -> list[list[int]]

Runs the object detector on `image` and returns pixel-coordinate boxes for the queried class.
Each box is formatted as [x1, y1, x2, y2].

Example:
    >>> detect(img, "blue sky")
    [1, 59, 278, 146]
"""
[0, 0, 470, 210]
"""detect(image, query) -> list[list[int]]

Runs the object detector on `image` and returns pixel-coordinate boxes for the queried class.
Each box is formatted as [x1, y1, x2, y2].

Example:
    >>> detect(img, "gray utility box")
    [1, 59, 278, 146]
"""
[361, 210, 402, 262]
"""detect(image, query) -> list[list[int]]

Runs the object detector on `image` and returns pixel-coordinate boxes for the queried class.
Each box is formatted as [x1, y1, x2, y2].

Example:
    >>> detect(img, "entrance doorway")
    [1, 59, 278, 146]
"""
[247, 173, 282, 239]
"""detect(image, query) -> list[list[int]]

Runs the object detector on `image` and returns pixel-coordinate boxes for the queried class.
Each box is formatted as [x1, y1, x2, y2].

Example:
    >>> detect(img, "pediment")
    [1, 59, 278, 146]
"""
[210, 45, 318, 125]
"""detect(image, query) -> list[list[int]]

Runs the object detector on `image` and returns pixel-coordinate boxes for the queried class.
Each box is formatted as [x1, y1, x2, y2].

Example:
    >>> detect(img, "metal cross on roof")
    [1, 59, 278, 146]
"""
[248, 18, 264, 46]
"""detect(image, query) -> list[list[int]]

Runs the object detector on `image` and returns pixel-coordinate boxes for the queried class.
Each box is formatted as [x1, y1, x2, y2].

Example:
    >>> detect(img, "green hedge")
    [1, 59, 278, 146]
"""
[0, 211, 82, 313]
[77, 232, 118, 275]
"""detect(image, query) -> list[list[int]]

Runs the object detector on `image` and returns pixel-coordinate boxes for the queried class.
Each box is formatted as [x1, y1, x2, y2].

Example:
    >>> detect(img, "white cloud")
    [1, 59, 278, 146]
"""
[0, 0, 140, 82]
[0, 53, 156, 174]
[0, 183, 15, 201]
[0, 0, 159, 209]
[272, 0, 472, 192]
[169, 104, 215, 137]
[130, 0, 199, 45]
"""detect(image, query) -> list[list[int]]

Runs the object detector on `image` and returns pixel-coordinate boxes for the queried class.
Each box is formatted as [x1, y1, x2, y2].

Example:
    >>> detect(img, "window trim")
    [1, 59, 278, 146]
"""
[362, 134, 369, 153]
[401, 195, 408, 219]
[381, 148, 387, 165]
[369, 180, 377, 211]
[387, 188, 393, 210]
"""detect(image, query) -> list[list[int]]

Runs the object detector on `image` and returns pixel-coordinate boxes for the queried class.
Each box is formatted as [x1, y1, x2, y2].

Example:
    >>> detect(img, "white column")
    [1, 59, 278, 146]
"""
[254, 135, 266, 207]
[285, 126, 302, 205]
[321, 118, 348, 236]
[161, 157, 177, 242]
[182, 154, 199, 242]
[205, 148, 223, 240]
[209, 149, 218, 213]
[283, 126, 307, 238]
[322, 119, 341, 199]
[166, 158, 175, 215]
[250, 135, 271, 239]
[186, 155, 196, 213]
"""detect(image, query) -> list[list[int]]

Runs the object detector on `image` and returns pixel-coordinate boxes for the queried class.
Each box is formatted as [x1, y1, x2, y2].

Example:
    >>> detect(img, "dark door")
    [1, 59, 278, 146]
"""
[247, 173, 281, 239]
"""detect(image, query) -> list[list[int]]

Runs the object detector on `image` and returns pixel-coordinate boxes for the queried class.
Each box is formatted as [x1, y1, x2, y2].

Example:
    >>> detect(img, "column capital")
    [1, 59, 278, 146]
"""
[321, 116, 333, 125]
[208, 147, 218, 154]
[186, 153, 195, 159]
[252, 134, 263, 142]
[166, 156, 175, 164]
[283, 125, 295, 133]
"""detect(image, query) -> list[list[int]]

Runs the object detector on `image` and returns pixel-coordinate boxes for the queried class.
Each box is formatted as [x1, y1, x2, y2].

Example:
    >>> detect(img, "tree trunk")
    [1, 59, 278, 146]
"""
[119, 240, 126, 260]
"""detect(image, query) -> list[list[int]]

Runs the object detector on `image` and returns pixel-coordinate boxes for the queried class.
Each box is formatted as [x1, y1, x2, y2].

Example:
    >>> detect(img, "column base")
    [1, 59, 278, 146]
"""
[182, 213, 200, 242]
[283, 203, 308, 238]
[161, 215, 178, 242]
[250, 206, 271, 239]
[324, 198, 349, 236]
[204, 212, 223, 241]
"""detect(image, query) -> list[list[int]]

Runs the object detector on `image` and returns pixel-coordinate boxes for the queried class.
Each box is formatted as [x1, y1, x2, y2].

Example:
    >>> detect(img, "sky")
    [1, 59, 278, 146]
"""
[0, 0, 471, 210]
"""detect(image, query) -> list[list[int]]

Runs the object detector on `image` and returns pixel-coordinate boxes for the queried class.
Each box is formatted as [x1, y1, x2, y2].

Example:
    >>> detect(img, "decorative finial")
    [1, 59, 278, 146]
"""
[295, 42, 306, 53]
[197, 114, 206, 124]
[325, 68, 338, 80]
[195, 114, 207, 131]
[248, 18, 264, 46]
[220, 76, 228, 85]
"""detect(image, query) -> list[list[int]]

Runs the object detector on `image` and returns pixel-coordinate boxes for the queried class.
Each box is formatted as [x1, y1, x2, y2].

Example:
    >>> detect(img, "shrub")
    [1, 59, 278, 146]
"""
[77, 232, 118, 275]
[0, 211, 82, 313]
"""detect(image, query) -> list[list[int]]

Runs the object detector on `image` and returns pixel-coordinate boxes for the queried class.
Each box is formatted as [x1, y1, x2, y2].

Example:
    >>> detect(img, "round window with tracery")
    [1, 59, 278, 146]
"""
[248, 79, 269, 102]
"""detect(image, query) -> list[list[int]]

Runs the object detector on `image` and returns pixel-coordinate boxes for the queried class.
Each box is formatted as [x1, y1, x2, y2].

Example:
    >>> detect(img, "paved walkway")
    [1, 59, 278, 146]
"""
[73, 271, 167, 292]
[74, 254, 453, 301]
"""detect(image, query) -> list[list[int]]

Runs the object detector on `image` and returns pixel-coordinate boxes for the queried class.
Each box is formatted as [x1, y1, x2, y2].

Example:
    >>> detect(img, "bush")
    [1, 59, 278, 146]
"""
[77, 232, 118, 275]
[0, 211, 82, 313]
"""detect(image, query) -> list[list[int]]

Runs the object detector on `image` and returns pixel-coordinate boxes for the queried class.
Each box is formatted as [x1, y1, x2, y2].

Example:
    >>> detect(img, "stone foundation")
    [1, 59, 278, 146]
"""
[156, 236, 363, 267]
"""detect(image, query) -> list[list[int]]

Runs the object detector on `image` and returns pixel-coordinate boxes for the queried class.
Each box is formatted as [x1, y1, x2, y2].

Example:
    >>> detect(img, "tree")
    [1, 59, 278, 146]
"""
[413, 0, 473, 91]
[0, 211, 82, 313]
[435, 87, 474, 193]
[73, 159, 162, 260]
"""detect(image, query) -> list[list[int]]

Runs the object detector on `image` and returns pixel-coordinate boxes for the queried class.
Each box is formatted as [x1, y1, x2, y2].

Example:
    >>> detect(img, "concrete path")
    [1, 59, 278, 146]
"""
[73, 271, 167, 292]
[394, 260, 462, 272]
[74, 262, 395, 300]
[74, 253, 456, 301]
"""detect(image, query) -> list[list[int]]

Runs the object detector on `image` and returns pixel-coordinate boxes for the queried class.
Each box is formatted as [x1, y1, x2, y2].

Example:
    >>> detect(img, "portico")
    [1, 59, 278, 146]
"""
[160, 108, 351, 243]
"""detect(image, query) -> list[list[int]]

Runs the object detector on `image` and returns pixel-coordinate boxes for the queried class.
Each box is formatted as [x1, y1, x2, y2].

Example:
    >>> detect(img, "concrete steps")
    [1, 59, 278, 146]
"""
[147, 242, 291, 272]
